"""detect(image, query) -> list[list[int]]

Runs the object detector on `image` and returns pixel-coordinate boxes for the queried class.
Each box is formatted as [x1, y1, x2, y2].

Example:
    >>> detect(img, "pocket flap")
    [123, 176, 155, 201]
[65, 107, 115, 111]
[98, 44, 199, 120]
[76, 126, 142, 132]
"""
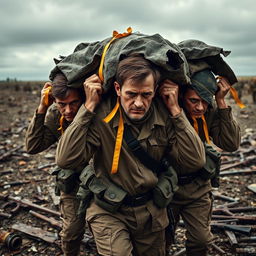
[79, 165, 95, 186]
[88, 178, 107, 195]
[104, 183, 127, 203]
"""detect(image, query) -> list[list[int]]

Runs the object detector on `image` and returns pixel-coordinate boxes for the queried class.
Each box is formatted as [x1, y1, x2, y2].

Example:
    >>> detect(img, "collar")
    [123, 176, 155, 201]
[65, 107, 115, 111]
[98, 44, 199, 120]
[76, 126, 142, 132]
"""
[112, 100, 166, 140]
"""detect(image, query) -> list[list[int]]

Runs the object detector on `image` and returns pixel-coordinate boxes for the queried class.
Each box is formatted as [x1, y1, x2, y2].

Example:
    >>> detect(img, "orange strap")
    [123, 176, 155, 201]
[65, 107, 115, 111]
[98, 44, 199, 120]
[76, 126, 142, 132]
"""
[57, 115, 65, 134]
[44, 86, 52, 106]
[201, 115, 211, 144]
[191, 116, 199, 134]
[103, 99, 120, 123]
[103, 98, 124, 174]
[98, 27, 132, 82]
[229, 87, 246, 109]
[192, 115, 210, 144]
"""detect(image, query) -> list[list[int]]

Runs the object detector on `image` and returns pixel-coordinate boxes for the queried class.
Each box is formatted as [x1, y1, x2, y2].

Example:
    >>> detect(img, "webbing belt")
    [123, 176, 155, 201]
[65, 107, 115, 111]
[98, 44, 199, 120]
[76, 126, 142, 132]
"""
[123, 191, 153, 207]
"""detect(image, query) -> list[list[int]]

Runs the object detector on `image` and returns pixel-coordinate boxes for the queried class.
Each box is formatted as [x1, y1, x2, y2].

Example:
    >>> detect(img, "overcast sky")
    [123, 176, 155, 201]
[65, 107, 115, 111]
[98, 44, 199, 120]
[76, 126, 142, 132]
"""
[0, 0, 255, 81]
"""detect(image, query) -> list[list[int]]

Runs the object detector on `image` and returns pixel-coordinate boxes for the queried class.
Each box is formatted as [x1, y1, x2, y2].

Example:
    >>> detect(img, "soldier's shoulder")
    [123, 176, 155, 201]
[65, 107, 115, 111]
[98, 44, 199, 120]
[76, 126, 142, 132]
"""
[95, 96, 117, 119]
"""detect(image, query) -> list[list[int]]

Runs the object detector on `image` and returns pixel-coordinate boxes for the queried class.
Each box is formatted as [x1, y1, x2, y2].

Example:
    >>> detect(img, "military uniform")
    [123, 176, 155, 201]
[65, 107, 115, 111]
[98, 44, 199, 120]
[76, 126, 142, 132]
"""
[56, 96, 205, 256]
[168, 105, 240, 256]
[25, 104, 85, 256]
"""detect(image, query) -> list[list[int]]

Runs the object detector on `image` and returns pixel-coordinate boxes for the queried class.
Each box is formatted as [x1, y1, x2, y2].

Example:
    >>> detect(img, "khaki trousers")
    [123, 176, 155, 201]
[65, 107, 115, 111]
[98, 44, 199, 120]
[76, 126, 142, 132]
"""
[167, 192, 214, 256]
[60, 190, 85, 256]
[87, 201, 167, 256]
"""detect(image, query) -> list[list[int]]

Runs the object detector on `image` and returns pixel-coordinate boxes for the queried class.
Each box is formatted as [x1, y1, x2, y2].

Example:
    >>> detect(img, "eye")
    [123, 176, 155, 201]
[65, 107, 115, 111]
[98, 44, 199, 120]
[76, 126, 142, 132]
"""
[189, 99, 198, 104]
[57, 102, 66, 108]
[70, 100, 80, 107]
[126, 92, 137, 98]
[142, 92, 153, 98]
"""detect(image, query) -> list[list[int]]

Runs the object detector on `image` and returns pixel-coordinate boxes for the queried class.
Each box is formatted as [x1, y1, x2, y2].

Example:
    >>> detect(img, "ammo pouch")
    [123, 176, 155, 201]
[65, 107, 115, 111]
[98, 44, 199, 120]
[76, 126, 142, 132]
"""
[76, 186, 93, 218]
[153, 166, 179, 208]
[50, 166, 78, 194]
[199, 144, 221, 185]
[76, 165, 95, 217]
[89, 178, 127, 213]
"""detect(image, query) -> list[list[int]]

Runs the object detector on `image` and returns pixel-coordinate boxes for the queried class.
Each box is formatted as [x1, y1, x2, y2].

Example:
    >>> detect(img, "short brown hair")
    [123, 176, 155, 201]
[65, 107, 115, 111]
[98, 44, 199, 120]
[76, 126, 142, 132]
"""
[115, 55, 160, 88]
[52, 72, 85, 101]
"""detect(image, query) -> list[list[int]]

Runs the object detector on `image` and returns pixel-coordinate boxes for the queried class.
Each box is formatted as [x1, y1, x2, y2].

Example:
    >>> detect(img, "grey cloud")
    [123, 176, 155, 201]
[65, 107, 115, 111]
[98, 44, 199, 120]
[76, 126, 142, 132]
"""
[0, 0, 255, 79]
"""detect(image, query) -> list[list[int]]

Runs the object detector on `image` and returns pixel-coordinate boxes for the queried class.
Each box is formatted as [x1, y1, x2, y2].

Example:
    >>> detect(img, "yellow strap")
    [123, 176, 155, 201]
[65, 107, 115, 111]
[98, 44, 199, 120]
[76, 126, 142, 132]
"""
[57, 115, 65, 134]
[191, 116, 199, 134]
[229, 87, 246, 109]
[201, 115, 211, 144]
[99, 27, 132, 174]
[191, 115, 210, 144]
[103, 100, 120, 123]
[110, 107, 124, 174]
[103, 98, 124, 174]
[44, 86, 52, 106]
[98, 27, 132, 82]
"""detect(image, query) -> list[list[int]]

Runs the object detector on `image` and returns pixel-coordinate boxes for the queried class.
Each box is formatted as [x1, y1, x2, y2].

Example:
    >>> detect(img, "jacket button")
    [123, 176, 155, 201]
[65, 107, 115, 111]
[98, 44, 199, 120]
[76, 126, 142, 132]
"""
[109, 193, 116, 199]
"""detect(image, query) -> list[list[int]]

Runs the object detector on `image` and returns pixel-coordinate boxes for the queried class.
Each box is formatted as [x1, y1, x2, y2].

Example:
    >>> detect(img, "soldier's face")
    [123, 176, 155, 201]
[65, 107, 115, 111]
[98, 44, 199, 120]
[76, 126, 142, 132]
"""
[183, 89, 209, 118]
[114, 74, 155, 121]
[55, 90, 82, 122]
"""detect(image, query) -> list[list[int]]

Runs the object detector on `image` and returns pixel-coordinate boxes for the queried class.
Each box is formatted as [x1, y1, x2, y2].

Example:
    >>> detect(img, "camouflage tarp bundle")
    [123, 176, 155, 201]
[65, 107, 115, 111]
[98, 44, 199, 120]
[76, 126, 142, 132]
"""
[178, 39, 237, 85]
[50, 32, 191, 92]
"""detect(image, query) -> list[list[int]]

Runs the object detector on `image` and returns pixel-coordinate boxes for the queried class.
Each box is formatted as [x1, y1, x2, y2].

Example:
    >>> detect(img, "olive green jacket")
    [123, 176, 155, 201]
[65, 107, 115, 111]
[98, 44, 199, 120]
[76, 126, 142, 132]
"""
[56, 96, 205, 196]
[198, 106, 240, 151]
[172, 105, 241, 203]
[25, 104, 69, 154]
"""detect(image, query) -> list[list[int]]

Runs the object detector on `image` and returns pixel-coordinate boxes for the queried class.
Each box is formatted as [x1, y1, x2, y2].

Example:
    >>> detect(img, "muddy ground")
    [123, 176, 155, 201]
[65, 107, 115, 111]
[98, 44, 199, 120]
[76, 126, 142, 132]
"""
[0, 80, 256, 256]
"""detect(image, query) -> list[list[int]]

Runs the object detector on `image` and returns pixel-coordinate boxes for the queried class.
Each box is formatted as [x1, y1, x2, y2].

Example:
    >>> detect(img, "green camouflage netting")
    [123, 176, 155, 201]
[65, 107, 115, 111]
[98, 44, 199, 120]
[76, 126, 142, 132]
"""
[178, 39, 237, 85]
[49, 33, 191, 91]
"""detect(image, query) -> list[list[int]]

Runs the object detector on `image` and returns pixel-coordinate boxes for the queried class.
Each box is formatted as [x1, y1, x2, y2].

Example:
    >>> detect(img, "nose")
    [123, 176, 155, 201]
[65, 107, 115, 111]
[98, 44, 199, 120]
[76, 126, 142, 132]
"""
[65, 104, 72, 114]
[196, 101, 204, 111]
[134, 95, 143, 108]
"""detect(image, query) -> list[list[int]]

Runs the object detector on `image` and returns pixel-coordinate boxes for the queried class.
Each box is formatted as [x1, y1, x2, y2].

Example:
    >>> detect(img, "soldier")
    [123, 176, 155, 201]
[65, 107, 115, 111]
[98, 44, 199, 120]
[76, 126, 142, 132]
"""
[25, 72, 86, 256]
[166, 69, 241, 256]
[56, 55, 206, 256]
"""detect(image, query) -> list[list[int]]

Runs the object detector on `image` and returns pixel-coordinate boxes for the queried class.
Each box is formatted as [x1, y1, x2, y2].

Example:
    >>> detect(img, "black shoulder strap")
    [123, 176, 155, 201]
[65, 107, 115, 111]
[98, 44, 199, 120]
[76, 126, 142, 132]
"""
[123, 125, 168, 174]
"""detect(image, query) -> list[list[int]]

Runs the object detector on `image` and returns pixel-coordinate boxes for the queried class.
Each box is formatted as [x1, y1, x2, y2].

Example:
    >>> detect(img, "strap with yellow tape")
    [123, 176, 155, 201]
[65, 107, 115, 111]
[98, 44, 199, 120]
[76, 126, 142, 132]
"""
[57, 115, 65, 135]
[217, 76, 245, 109]
[103, 98, 124, 174]
[100, 27, 132, 174]
[229, 87, 246, 109]
[98, 27, 132, 82]
[201, 115, 211, 144]
[191, 116, 199, 134]
[43, 86, 52, 106]
[192, 115, 211, 144]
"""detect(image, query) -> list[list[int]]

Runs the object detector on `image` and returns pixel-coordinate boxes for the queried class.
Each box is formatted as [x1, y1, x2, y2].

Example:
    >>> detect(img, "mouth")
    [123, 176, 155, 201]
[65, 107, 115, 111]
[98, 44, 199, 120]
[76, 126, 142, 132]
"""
[192, 111, 204, 116]
[65, 115, 74, 120]
[130, 109, 145, 114]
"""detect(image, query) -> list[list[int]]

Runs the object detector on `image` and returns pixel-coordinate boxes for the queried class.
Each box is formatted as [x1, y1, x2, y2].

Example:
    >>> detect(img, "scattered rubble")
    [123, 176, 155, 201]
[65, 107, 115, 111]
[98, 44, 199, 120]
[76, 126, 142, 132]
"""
[1, 81, 256, 255]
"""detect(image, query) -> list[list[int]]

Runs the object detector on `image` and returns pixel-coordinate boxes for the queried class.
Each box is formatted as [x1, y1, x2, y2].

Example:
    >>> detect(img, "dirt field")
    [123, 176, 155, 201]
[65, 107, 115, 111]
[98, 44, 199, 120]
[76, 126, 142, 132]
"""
[0, 80, 256, 255]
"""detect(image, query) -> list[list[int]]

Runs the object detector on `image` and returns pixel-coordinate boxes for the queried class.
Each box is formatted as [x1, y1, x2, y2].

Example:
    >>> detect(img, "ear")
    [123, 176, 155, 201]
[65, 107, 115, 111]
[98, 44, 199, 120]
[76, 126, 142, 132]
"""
[114, 81, 121, 97]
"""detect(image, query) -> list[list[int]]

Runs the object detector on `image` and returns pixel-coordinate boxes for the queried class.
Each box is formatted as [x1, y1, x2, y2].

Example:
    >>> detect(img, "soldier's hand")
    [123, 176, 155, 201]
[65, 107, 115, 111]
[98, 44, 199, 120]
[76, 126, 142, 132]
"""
[83, 74, 103, 112]
[38, 82, 53, 114]
[215, 76, 230, 109]
[158, 80, 181, 116]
